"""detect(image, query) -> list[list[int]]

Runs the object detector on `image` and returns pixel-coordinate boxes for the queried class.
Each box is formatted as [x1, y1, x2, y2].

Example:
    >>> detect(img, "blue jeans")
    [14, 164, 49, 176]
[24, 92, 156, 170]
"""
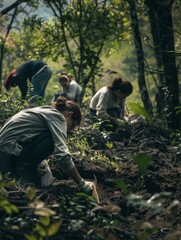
[30, 66, 52, 103]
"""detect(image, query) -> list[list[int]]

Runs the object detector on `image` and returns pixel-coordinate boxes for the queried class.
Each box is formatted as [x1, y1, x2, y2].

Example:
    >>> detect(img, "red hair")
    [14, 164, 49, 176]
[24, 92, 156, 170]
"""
[4, 70, 16, 91]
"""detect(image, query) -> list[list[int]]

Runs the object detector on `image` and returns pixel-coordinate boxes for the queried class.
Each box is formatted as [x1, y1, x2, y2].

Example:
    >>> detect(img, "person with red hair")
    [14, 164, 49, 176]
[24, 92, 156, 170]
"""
[4, 60, 51, 103]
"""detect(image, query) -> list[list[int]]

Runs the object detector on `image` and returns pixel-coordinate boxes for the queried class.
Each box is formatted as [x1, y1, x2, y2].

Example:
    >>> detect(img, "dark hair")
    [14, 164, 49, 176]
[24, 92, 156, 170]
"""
[58, 71, 72, 82]
[110, 78, 133, 96]
[52, 96, 82, 126]
[59, 75, 70, 83]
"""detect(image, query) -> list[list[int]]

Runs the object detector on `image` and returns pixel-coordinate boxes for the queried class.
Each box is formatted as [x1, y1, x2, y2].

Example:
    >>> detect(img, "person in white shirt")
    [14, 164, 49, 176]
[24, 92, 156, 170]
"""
[89, 77, 133, 129]
[53, 73, 82, 105]
[0, 96, 93, 193]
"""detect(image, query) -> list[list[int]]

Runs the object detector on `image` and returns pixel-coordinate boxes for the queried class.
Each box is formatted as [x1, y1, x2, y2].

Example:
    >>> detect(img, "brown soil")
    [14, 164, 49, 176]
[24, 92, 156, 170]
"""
[1, 120, 181, 240]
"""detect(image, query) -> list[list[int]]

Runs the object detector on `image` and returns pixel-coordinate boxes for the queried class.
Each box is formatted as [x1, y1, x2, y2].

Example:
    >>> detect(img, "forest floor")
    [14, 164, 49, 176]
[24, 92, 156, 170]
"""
[0, 117, 181, 240]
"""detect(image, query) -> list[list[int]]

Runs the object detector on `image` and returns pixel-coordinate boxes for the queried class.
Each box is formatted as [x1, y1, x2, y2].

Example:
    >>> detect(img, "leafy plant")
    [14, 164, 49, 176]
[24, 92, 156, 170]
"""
[0, 175, 19, 214]
[112, 179, 129, 195]
[127, 192, 171, 214]
[175, 105, 181, 115]
[25, 216, 61, 240]
[129, 102, 152, 123]
[133, 153, 152, 177]
[68, 129, 119, 169]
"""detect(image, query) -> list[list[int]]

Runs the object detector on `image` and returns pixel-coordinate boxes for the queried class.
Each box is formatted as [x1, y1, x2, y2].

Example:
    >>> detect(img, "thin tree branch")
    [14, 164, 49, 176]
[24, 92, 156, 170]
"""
[0, 0, 28, 17]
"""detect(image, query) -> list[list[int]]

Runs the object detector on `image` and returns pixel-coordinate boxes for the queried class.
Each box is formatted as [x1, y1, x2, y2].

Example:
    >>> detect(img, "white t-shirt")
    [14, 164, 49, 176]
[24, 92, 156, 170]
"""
[89, 86, 126, 119]
[54, 80, 82, 104]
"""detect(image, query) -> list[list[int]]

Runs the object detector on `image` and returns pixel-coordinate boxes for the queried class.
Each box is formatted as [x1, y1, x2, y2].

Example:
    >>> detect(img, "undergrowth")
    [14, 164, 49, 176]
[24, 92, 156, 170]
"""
[0, 94, 180, 240]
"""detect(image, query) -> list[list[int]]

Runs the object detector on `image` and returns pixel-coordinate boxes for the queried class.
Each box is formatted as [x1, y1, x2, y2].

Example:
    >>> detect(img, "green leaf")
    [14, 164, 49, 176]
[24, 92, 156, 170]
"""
[129, 102, 152, 123]
[137, 230, 148, 240]
[40, 216, 50, 227]
[133, 153, 152, 177]
[26, 186, 36, 201]
[24, 234, 37, 240]
[10, 204, 19, 213]
[48, 221, 62, 236]
[0, 199, 19, 214]
[112, 179, 128, 195]
[105, 141, 113, 149]
[35, 224, 46, 237]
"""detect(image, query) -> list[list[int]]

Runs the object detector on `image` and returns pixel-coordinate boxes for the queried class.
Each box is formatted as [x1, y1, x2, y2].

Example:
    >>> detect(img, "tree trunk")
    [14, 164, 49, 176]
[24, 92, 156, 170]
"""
[0, 8, 17, 92]
[128, 0, 153, 115]
[145, 0, 180, 129]
[147, 7, 165, 115]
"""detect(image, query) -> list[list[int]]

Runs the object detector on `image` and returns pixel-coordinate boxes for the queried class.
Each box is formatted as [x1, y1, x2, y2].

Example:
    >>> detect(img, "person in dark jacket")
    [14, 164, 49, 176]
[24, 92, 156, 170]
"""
[4, 60, 52, 103]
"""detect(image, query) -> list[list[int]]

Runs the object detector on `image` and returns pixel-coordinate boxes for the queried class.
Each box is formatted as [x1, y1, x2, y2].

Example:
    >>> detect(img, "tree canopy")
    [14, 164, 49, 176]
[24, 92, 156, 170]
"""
[0, 0, 180, 129]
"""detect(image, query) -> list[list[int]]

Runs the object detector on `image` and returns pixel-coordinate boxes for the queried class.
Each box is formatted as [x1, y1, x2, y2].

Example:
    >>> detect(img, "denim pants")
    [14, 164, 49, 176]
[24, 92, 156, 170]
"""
[30, 66, 52, 103]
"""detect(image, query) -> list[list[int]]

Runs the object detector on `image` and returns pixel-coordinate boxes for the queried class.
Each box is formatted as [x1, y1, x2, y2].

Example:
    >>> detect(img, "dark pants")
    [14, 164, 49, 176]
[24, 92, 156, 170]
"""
[89, 107, 121, 121]
[89, 107, 121, 131]
[0, 131, 54, 186]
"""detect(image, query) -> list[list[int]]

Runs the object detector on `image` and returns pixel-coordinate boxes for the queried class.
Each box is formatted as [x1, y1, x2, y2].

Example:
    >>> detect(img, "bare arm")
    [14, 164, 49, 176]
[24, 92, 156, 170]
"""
[66, 166, 82, 185]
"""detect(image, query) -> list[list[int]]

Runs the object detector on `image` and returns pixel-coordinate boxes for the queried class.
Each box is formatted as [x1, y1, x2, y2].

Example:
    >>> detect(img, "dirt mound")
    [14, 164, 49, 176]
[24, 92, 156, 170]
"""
[1, 120, 181, 240]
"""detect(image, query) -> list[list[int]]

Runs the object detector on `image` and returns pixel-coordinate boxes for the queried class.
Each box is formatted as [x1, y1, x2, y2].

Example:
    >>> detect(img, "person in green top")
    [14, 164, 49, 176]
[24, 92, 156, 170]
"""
[0, 96, 94, 193]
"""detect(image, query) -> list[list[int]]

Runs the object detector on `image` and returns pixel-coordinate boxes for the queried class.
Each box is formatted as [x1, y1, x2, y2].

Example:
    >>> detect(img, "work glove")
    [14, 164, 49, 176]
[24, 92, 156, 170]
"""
[40, 168, 54, 187]
[78, 178, 94, 194]
[37, 161, 54, 187]
[116, 118, 126, 127]
[123, 116, 130, 123]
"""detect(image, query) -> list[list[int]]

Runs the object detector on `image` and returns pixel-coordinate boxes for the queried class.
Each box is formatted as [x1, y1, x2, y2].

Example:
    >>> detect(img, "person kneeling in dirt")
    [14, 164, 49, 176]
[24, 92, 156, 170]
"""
[0, 96, 94, 194]
[89, 77, 133, 131]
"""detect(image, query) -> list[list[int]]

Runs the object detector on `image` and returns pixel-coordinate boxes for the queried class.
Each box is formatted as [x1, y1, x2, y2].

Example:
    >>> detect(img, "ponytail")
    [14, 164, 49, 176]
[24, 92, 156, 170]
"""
[52, 96, 82, 126]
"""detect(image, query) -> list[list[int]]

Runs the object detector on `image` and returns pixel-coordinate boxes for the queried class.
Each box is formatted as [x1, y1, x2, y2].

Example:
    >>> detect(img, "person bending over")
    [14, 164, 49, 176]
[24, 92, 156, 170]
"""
[89, 77, 133, 129]
[53, 73, 82, 105]
[0, 96, 93, 193]
[4, 60, 52, 103]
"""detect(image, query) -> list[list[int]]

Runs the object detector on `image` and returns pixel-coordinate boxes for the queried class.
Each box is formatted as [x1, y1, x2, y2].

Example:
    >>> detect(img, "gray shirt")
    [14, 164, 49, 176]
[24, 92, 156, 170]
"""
[89, 86, 126, 119]
[0, 106, 75, 172]
[61, 80, 82, 103]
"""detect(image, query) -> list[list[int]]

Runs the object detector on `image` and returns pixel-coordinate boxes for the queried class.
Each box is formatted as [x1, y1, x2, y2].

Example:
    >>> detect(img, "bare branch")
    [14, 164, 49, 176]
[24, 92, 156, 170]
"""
[0, 0, 28, 17]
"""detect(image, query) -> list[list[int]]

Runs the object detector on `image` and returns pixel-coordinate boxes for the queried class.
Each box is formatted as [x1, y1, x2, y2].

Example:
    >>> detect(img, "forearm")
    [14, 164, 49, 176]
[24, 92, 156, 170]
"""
[66, 166, 82, 185]
[97, 112, 118, 124]
[63, 166, 94, 194]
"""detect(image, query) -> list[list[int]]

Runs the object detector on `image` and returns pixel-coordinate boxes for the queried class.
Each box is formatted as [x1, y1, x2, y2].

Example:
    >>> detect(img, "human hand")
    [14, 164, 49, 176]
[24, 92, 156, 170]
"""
[116, 118, 125, 127]
[124, 116, 130, 123]
[78, 178, 94, 194]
